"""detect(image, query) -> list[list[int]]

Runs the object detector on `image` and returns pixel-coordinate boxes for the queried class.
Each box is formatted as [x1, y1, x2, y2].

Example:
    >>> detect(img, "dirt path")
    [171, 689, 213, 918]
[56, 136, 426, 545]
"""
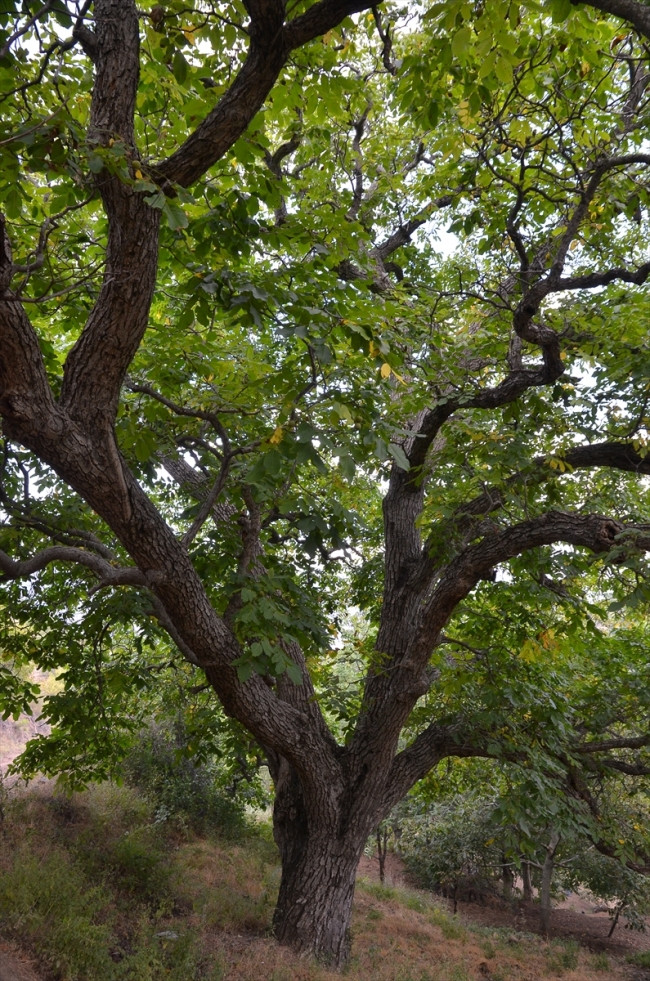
[0, 943, 42, 981]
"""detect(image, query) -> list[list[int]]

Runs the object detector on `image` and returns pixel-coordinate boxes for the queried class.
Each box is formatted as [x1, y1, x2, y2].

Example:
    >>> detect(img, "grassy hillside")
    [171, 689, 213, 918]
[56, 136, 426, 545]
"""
[0, 781, 640, 981]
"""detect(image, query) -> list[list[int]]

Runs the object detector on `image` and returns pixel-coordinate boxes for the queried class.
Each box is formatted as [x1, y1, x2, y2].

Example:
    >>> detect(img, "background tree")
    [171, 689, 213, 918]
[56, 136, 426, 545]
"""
[385, 594, 650, 930]
[2, 0, 650, 966]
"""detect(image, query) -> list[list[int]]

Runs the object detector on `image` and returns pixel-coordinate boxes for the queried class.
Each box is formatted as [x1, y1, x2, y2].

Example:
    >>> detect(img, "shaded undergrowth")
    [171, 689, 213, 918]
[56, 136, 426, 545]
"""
[0, 782, 634, 981]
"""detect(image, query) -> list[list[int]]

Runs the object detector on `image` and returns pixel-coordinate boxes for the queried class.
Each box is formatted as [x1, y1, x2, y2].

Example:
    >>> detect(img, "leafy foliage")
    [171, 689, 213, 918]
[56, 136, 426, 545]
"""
[120, 719, 258, 835]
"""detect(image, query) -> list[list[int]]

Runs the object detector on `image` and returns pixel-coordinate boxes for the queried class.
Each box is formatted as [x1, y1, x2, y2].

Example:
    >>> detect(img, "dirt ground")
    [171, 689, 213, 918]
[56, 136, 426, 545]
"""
[0, 942, 42, 981]
[358, 852, 650, 959]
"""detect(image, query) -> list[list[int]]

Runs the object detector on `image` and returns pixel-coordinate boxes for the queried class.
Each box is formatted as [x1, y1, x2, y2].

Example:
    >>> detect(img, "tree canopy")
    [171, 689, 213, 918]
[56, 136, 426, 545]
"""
[1, 0, 650, 965]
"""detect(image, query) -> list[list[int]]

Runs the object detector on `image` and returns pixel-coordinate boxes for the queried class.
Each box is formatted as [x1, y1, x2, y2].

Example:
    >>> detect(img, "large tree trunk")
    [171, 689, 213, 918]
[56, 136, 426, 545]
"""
[269, 757, 377, 966]
[272, 833, 363, 965]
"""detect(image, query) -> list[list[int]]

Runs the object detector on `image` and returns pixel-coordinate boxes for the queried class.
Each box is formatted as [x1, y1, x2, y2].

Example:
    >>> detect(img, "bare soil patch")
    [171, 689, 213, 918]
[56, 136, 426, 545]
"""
[0, 941, 42, 981]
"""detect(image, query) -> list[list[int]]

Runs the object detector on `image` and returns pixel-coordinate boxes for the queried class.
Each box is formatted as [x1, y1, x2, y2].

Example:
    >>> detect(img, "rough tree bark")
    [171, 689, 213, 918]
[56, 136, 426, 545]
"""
[270, 766, 370, 965]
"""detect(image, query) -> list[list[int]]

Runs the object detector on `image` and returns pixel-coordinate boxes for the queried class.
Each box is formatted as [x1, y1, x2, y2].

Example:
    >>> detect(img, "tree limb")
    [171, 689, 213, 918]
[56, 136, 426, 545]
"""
[0, 544, 146, 587]
[158, 0, 379, 187]
[575, 734, 650, 754]
[427, 441, 650, 553]
[414, 511, 624, 657]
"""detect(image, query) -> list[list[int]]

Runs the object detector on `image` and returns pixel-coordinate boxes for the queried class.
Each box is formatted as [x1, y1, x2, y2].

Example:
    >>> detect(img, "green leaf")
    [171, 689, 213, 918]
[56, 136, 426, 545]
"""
[493, 58, 513, 86]
[451, 27, 472, 60]
[162, 200, 189, 230]
[550, 0, 573, 22]
[387, 442, 410, 471]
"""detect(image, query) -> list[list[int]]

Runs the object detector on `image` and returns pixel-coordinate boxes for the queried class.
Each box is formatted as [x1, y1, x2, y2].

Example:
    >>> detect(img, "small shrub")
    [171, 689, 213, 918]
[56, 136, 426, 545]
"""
[447, 967, 471, 981]
[116, 918, 221, 981]
[545, 939, 579, 974]
[627, 950, 650, 969]
[591, 953, 611, 972]
[0, 845, 118, 978]
[360, 881, 399, 902]
[429, 908, 468, 941]
[481, 939, 496, 958]
[405, 895, 428, 913]
[0, 788, 218, 981]
[107, 829, 172, 901]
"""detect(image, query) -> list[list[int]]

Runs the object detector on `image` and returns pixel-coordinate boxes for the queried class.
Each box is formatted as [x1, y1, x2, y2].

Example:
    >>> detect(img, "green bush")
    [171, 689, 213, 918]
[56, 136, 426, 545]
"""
[121, 722, 247, 836]
[395, 793, 502, 903]
[0, 845, 119, 978]
[546, 939, 580, 973]
[627, 951, 650, 970]
[107, 828, 172, 901]
[0, 832, 219, 980]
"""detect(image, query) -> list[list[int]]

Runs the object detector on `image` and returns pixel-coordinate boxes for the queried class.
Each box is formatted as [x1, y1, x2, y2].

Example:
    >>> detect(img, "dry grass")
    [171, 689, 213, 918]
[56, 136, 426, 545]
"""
[0, 784, 636, 981]
[191, 875, 627, 981]
[173, 827, 632, 981]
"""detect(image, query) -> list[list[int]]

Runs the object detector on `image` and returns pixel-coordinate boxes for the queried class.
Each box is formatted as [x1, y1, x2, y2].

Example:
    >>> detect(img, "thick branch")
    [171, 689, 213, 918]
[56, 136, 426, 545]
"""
[58, 0, 161, 428]
[284, 0, 381, 49]
[557, 259, 650, 291]
[414, 512, 624, 655]
[0, 292, 58, 438]
[88, 0, 139, 147]
[384, 725, 501, 814]
[432, 441, 650, 549]
[575, 734, 650, 754]
[355, 510, 632, 771]
[158, 0, 378, 188]
[387, 723, 649, 819]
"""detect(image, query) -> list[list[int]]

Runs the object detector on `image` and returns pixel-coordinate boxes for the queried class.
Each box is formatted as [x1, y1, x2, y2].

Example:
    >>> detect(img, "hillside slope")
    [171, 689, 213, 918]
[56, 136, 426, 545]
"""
[0, 781, 647, 981]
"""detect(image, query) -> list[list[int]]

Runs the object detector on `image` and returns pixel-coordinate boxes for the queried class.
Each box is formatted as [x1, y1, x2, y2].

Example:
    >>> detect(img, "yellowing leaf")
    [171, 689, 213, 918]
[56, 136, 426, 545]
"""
[269, 427, 283, 445]
[380, 362, 392, 379]
[134, 168, 143, 179]
[182, 26, 196, 44]
[458, 99, 475, 127]
[369, 340, 380, 358]
[520, 638, 543, 663]
[539, 628, 557, 651]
